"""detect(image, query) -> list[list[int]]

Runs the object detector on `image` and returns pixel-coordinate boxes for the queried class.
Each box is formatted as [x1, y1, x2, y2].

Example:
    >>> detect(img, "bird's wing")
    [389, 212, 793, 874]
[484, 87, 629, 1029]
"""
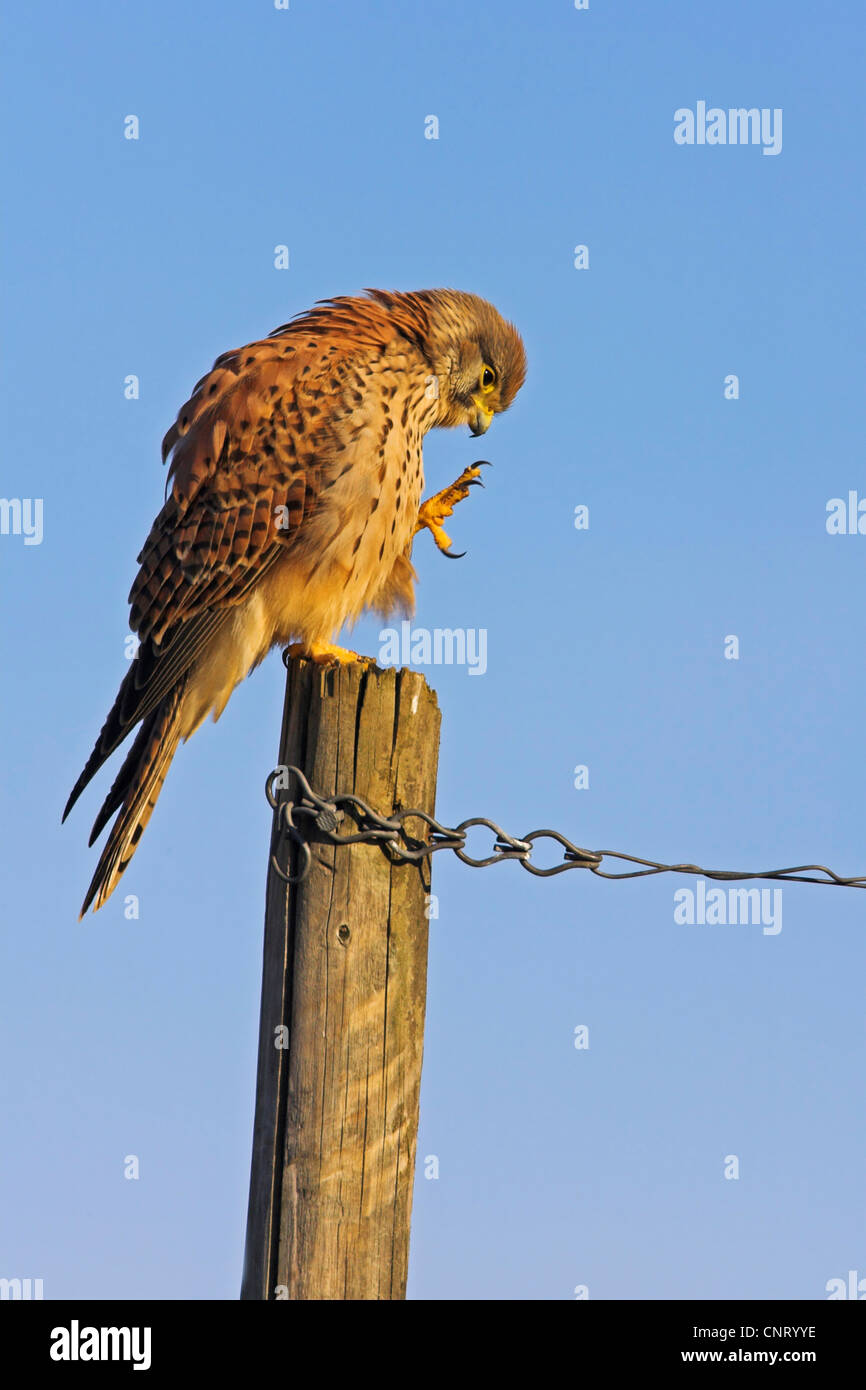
[65, 303, 416, 822]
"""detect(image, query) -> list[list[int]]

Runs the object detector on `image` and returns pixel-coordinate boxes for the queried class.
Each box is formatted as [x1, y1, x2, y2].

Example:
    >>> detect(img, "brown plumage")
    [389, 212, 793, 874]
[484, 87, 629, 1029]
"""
[64, 289, 526, 914]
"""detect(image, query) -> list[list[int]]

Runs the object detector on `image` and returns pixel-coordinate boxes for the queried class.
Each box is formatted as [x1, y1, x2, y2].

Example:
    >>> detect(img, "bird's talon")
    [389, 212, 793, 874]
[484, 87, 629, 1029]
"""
[285, 640, 374, 667]
[414, 461, 490, 553]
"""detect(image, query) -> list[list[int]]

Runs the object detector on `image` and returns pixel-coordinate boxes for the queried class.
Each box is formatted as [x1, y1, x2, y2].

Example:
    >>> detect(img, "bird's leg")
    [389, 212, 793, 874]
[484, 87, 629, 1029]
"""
[414, 461, 490, 558]
[285, 639, 374, 667]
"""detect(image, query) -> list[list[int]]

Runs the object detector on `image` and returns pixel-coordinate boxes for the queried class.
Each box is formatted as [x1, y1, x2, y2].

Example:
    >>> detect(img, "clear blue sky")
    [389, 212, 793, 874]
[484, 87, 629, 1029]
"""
[2, 0, 865, 1300]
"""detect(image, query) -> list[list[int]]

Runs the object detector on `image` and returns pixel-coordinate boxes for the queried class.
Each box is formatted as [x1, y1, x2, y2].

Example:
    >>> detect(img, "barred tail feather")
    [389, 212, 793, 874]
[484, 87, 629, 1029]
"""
[79, 681, 187, 917]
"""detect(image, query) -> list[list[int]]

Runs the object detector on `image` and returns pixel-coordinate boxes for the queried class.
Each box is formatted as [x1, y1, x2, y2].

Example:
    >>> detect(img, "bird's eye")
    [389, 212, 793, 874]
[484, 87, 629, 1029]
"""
[480, 365, 496, 393]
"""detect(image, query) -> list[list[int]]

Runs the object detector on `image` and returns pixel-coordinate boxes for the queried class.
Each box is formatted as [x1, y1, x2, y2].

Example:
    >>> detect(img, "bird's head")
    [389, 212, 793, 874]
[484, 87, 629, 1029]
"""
[369, 288, 527, 436]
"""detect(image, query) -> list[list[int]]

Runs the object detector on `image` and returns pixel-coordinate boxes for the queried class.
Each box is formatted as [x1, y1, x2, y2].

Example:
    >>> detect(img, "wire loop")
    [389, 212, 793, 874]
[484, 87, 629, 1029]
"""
[265, 765, 866, 892]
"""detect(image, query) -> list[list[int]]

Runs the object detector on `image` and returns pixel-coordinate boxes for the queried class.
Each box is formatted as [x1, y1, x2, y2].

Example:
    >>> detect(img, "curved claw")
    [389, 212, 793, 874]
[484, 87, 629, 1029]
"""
[467, 460, 490, 489]
[442, 547, 466, 560]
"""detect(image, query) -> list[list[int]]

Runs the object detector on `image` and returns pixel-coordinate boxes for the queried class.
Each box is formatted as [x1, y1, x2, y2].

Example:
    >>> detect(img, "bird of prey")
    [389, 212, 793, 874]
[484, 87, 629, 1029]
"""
[63, 288, 526, 915]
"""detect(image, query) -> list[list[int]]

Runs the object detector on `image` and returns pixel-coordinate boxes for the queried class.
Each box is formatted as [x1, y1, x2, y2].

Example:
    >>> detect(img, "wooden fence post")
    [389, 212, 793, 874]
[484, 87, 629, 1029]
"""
[241, 659, 441, 1300]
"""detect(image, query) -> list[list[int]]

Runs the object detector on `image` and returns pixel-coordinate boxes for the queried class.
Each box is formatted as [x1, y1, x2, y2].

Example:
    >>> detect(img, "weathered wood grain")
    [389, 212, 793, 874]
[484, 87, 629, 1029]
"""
[241, 660, 440, 1300]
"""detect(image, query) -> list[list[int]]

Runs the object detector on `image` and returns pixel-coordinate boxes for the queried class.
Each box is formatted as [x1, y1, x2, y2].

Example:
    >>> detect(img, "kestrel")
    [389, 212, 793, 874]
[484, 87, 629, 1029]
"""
[64, 289, 526, 915]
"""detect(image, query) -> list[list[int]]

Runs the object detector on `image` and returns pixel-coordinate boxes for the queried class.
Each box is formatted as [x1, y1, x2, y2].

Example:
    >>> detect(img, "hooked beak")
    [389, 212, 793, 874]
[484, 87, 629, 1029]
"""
[469, 396, 494, 436]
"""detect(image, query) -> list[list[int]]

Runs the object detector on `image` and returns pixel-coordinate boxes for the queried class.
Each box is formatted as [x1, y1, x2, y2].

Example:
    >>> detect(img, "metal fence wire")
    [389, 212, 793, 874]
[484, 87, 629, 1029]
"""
[265, 765, 866, 891]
